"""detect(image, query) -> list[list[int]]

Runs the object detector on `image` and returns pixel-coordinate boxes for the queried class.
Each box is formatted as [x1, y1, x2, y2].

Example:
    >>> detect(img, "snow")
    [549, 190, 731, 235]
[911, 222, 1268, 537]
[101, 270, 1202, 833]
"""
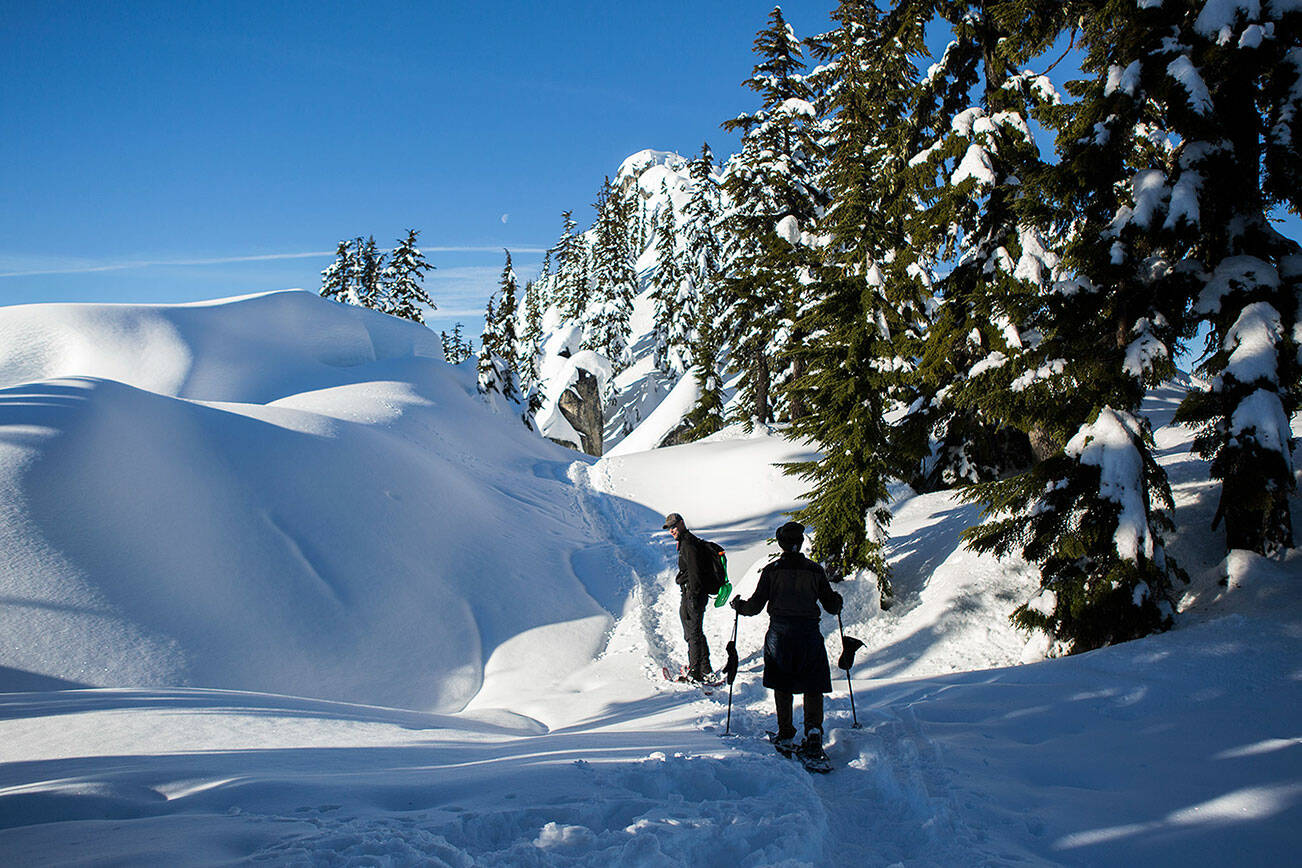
[1011, 358, 1067, 391]
[1222, 300, 1284, 385]
[604, 372, 699, 457]
[1131, 169, 1170, 228]
[775, 214, 801, 246]
[1124, 315, 1170, 378]
[1105, 60, 1142, 97]
[1230, 388, 1295, 464]
[1165, 170, 1202, 227]
[777, 97, 816, 118]
[1196, 255, 1280, 313]
[968, 351, 1008, 378]
[1167, 55, 1215, 114]
[1064, 408, 1155, 561]
[1195, 0, 1262, 41]
[951, 143, 996, 186]
[0, 298, 1300, 864]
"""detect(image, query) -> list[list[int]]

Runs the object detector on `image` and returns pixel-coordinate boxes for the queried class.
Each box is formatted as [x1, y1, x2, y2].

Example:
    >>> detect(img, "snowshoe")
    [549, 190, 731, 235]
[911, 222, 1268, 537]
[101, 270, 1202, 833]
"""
[662, 666, 723, 693]
[797, 729, 832, 774]
[766, 730, 798, 759]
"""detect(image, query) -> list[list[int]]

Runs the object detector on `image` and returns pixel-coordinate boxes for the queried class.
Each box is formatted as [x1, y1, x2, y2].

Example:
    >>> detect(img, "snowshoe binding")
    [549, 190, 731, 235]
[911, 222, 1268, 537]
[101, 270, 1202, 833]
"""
[766, 730, 799, 759]
[797, 728, 832, 774]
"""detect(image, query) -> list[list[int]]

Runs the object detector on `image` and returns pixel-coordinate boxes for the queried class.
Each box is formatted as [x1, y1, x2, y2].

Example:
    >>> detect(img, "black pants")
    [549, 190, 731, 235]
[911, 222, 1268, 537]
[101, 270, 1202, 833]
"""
[775, 689, 824, 739]
[679, 591, 712, 678]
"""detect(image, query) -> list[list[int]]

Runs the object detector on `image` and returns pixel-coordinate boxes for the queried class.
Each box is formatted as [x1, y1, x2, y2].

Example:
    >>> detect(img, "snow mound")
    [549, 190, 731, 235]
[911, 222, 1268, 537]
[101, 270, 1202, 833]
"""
[0, 290, 440, 403]
[0, 291, 625, 711]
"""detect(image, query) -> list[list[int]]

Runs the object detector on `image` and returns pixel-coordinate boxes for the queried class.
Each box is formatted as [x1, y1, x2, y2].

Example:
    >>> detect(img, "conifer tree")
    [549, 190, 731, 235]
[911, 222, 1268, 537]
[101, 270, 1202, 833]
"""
[494, 249, 522, 397]
[962, 0, 1199, 652]
[681, 142, 728, 437]
[520, 275, 547, 390]
[355, 235, 387, 311]
[383, 229, 436, 323]
[783, 0, 932, 606]
[1170, 0, 1302, 555]
[648, 180, 691, 375]
[721, 6, 827, 425]
[320, 240, 353, 302]
[585, 176, 638, 371]
[441, 324, 474, 364]
[903, 0, 1063, 490]
[551, 210, 590, 321]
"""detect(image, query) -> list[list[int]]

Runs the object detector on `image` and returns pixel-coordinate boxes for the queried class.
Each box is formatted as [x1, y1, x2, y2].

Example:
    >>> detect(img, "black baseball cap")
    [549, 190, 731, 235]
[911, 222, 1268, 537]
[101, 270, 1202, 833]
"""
[663, 512, 684, 529]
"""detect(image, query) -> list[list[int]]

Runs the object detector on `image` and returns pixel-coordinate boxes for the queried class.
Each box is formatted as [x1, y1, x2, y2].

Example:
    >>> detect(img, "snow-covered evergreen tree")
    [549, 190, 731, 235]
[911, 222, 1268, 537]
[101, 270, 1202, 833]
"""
[681, 142, 728, 437]
[1169, 0, 1302, 555]
[903, 0, 1062, 490]
[648, 179, 691, 375]
[784, 0, 933, 606]
[383, 229, 436, 323]
[477, 252, 528, 415]
[551, 210, 590, 322]
[964, 0, 1197, 652]
[441, 323, 474, 365]
[720, 6, 827, 425]
[356, 236, 387, 311]
[584, 176, 638, 372]
[320, 240, 353, 303]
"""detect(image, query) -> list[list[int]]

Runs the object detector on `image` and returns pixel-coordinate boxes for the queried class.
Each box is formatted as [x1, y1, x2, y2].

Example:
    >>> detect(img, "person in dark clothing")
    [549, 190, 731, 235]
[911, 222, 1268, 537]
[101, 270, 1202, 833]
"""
[664, 512, 713, 681]
[731, 520, 842, 757]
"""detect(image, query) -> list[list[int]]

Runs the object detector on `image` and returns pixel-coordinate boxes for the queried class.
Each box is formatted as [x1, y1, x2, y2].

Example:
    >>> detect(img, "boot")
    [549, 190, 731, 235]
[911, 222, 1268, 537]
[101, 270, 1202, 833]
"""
[800, 727, 826, 759]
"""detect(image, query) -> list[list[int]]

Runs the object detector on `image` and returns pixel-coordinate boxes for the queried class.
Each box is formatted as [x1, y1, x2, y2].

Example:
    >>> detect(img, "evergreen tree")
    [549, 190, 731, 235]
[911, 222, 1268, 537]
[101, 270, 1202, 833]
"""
[783, 0, 933, 606]
[494, 249, 522, 402]
[720, 6, 827, 425]
[648, 179, 691, 375]
[440, 324, 474, 365]
[1170, 0, 1302, 555]
[520, 275, 547, 392]
[383, 229, 437, 323]
[963, 0, 1197, 652]
[356, 235, 387, 310]
[585, 176, 638, 371]
[682, 142, 728, 437]
[551, 210, 590, 321]
[320, 240, 352, 302]
[904, 0, 1063, 490]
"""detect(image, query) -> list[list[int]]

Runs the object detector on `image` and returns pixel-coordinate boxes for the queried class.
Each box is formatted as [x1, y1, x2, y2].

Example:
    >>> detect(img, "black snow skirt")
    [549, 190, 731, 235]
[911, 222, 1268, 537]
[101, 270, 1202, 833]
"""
[762, 616, 832, 694]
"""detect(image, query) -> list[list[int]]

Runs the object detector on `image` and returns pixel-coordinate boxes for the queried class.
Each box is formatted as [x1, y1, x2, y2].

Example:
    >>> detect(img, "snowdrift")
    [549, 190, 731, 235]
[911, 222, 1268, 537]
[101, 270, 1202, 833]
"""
[0, 291, 637, 711]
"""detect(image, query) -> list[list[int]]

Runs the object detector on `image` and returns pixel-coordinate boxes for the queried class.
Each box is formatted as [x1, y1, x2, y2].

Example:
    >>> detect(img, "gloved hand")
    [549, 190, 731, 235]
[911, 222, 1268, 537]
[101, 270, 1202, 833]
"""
[827, 591, 843, 616]
[729, 596, 742, 611]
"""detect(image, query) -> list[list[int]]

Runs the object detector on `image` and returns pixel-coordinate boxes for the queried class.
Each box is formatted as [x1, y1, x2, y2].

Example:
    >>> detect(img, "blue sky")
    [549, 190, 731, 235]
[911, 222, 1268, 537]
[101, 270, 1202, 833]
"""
[1, 0, 836, 335]
[4, 1, 1297, 345]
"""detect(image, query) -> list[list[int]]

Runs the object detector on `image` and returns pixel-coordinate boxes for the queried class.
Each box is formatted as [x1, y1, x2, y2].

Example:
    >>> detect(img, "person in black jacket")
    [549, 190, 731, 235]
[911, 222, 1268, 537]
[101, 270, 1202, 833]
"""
[663, 512, 713, 681]
[731, 520, 842, 756]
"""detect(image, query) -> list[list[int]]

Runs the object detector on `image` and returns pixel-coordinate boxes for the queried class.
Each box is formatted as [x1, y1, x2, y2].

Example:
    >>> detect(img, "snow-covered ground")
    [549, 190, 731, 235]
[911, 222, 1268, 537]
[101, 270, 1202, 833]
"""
[0, 292, 1298, 865]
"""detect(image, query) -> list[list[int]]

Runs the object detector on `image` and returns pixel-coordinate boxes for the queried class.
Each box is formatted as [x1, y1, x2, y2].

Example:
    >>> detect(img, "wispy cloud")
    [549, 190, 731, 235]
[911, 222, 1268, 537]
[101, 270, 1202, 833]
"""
[0, 246, 548, 278]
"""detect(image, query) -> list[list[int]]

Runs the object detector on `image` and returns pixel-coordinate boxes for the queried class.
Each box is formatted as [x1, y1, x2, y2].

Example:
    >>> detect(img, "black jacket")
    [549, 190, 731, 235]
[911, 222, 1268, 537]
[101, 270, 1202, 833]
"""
[675, 530, 712, 598]
[735, 551, 842, 621]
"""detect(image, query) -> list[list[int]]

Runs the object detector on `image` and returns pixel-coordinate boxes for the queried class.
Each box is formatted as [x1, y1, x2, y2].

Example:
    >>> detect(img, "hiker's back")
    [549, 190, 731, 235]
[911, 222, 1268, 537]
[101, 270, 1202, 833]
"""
[760, 552, 828, 620]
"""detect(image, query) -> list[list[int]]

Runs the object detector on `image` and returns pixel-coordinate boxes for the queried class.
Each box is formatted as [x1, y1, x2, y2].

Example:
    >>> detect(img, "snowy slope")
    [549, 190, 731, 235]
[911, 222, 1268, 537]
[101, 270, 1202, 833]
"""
[0, 291, 623, 712]
[0, 297, 1298, 865]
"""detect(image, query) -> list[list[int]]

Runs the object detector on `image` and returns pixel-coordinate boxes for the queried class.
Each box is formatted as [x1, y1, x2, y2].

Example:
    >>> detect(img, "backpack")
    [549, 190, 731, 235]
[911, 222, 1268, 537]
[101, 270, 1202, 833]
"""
[698, 539, 728, 595]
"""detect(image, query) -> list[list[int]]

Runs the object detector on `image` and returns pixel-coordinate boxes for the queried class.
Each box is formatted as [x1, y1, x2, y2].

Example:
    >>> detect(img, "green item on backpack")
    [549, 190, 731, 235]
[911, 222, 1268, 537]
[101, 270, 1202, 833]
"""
[713, 580, 733, 608]
[708, 546, 730, 607]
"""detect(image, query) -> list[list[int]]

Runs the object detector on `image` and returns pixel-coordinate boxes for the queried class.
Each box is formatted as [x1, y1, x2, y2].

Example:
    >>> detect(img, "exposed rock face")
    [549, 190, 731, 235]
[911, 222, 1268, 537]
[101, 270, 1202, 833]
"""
[557, 369, 604, 456]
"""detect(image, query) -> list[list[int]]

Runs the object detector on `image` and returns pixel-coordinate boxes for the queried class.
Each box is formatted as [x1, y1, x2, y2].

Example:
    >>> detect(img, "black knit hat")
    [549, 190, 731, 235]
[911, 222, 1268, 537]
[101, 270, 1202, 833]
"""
[776, 520, 805, 550]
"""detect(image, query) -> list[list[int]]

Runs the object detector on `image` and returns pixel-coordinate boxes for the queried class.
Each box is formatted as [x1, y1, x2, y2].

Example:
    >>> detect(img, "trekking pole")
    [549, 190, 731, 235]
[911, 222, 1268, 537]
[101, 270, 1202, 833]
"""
[836, 612, 864, 729]
[724, 607, 740, 735]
